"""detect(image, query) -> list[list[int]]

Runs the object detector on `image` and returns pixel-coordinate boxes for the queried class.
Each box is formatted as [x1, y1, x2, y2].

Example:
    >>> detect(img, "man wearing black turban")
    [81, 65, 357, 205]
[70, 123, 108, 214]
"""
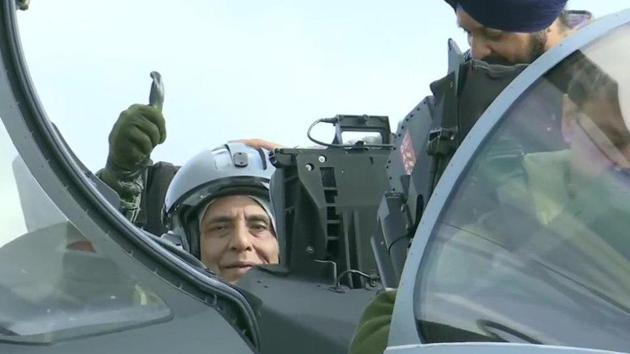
[447, 0, 590, 65]
[349, 2, 593, 354]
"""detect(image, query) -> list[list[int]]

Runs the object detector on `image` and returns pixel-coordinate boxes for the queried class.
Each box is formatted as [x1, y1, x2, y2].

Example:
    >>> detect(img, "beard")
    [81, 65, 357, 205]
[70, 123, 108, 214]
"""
[528, 30, 548, 61]
[482, 31, 548, 66]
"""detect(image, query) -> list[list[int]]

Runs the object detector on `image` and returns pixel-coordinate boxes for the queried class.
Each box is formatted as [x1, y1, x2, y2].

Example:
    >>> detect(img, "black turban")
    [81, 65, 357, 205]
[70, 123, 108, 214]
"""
[445, 0, 568, 33]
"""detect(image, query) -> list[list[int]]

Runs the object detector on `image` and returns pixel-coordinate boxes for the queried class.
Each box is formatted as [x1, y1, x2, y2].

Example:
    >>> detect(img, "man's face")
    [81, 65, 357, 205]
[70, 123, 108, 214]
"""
[199, 195, 279, 283]
[456, 7, 547, 65]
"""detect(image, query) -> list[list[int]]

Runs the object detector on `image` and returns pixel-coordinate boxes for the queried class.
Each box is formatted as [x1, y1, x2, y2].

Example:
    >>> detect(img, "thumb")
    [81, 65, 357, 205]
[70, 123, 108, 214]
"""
[149, 71, 164, 112]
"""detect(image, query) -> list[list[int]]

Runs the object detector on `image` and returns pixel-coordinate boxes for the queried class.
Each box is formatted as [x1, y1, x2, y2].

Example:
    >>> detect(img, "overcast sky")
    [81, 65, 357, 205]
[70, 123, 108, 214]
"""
[14, 1, 630, 170]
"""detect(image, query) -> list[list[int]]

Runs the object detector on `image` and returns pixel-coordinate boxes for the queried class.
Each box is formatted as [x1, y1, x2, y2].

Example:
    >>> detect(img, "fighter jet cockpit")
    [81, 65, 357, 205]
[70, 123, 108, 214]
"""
[1, 1, 630, 354]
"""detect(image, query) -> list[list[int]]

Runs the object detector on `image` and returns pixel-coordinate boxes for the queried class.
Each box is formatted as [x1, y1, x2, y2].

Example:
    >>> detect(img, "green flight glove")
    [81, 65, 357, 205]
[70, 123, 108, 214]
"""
[98, 72, 166, 222]
[99, 104, 166, 221]
[108, 104, 166, 172]
[349, 289, 396, 354]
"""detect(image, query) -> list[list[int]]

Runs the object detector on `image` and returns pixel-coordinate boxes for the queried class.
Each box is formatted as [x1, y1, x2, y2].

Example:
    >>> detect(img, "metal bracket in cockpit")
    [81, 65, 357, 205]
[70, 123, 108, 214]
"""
[270, 115, 392, 289]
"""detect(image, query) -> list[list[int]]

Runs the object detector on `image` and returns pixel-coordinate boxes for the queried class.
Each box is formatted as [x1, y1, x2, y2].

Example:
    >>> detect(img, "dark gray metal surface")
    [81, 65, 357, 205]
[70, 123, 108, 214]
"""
[239, 268, 379, 354]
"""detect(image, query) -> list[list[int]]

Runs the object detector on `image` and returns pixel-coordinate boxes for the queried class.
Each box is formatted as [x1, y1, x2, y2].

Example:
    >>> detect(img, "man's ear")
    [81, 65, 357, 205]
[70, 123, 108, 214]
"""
[561, 94, 578, 144]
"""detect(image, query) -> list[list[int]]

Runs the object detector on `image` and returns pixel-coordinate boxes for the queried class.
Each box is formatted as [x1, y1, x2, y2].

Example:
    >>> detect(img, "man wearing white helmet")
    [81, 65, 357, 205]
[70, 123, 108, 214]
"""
[161, 143, 280, 283]
[97, 85, 281, 282]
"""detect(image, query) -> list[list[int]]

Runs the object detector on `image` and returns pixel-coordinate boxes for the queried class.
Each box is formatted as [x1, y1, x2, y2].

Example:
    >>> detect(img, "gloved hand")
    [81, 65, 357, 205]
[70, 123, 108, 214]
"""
[108, 104, 166, 172]
[349, 289, 396, 354]
[17, 0, 30, 10]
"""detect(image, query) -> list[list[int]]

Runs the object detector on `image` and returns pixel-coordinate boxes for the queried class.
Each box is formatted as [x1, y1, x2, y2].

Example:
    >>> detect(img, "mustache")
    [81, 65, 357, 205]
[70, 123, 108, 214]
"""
[481, 32, 547, 66]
